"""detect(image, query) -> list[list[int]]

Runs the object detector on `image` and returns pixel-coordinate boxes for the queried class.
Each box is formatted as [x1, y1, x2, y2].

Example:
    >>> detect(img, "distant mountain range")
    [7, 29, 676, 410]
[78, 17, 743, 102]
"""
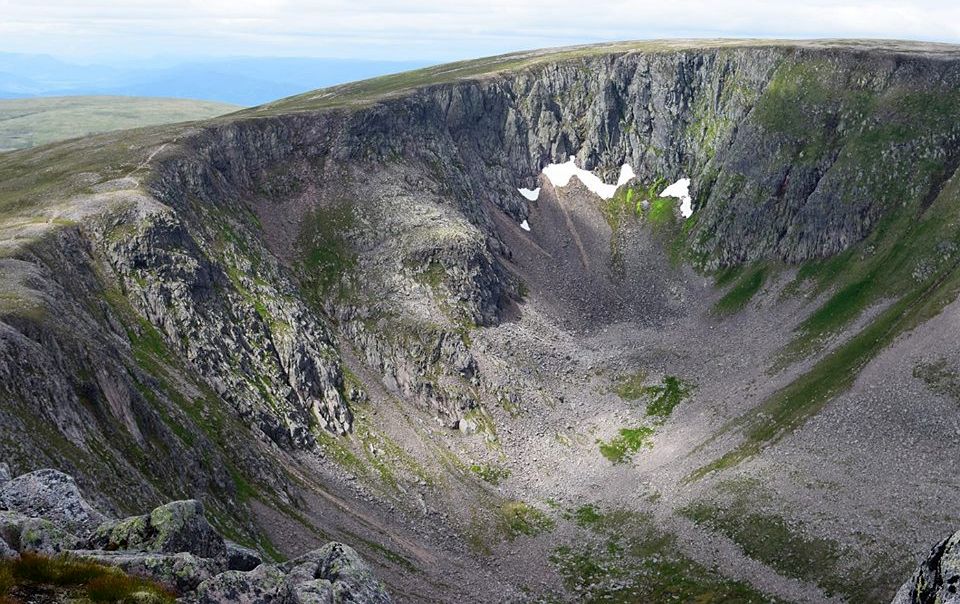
[0, 53, 431, 106]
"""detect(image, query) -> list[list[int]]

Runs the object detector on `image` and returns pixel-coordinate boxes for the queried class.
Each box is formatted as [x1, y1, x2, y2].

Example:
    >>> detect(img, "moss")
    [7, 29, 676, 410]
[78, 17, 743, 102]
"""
[499, 501, 555, 539]
[643, 376, 694, 420]
[597, 426, 654, 464]
[613, 373, 692, 420]
[612, 370, 648, 400]
[572, 504, 603, 527]
[469, 463, 511, 486]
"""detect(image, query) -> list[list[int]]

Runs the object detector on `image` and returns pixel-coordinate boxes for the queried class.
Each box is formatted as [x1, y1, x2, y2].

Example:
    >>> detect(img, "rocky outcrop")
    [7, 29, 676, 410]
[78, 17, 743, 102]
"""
[88, 500, 226, 559]
[193, 542, 392, 604]
[891, 529, 960, 604]
[0, 469, 106, 536]
[0, 468, 391, 600]
[0, 511, 78, 555]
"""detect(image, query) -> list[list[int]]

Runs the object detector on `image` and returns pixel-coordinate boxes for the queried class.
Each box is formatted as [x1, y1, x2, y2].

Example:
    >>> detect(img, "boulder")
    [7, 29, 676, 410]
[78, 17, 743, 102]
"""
[891, 529, 960, 604]
[284, 579, 335, 604]
[227, 540, 263, 571]
[88, 500, 226, 559]
[0, 463, 11, 488]
[191, 543, 391, 604]
[193, 564, 287, 604]
[0, 469, 105, 535]
[72, 550, 225, 593]
[280, 543, 391, 604]
[0, 510, 78, 555]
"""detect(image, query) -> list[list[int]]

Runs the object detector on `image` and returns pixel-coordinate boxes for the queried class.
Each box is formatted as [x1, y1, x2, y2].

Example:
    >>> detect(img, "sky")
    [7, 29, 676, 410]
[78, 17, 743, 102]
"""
[1, 0, 959, 64]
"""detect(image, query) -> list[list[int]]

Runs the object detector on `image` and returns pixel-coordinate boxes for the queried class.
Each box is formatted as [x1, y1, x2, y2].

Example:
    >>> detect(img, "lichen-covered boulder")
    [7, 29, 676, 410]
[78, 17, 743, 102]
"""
[280, 543, 391, 604]
[284, 579, 335, 604]
[192, 564, 287, 603]
[0, 510, 78, 555]
[0, 469, 106, 536]
[226, 540, 263, 571]
[88, 500, 226, 559]
[891, 529, 960, 604]
[72, 550, 225, 592]
[0, 463, 11, 488]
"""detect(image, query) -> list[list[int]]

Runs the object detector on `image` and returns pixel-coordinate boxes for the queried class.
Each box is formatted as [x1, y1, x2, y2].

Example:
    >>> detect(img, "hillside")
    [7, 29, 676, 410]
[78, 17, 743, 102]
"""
[1, 39, 959, 603]
[0, 95, 239, 152]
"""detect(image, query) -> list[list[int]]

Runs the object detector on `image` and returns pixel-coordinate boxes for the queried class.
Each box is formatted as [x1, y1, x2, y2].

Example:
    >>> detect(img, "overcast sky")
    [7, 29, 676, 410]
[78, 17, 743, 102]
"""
[1, 0, 959, 64]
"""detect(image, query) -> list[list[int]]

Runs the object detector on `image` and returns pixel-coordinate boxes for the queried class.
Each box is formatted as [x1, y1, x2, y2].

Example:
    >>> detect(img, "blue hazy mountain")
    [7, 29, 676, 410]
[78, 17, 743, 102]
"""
[0, 54, 431, 105]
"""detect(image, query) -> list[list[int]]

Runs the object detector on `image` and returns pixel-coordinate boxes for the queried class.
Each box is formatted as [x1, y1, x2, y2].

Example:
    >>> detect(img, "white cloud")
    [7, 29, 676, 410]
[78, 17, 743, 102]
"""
[1, 0, 959, 61]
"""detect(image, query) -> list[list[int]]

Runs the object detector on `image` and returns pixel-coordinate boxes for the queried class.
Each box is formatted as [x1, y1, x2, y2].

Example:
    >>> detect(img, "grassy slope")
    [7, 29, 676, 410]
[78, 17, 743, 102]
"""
[0, 96, 239, 152]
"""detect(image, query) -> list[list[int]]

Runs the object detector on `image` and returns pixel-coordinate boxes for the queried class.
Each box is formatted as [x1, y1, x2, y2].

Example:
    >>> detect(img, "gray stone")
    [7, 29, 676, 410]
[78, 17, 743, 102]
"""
[281, 543, 391, 604]
[284, 579, 334, 604]
[0, 463, 11, 487]
[88, 499, 226, 559]
[891, 529, 960, 604]
[193, 564, 287, 604]
[0, 510, 78, 555]
[227, 540, 264, 571]
[71, 550, 225, 593]
[0, 469, 106, 535]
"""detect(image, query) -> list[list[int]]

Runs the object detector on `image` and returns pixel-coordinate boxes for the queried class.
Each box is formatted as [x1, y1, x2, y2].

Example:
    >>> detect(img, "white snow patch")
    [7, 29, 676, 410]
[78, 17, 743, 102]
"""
[660, 178, 693, 218]
[518, 187, 541, 201]
[616, 164, 636, 187]
[541, 156, 634, 200]
[520, 219, 531, 232]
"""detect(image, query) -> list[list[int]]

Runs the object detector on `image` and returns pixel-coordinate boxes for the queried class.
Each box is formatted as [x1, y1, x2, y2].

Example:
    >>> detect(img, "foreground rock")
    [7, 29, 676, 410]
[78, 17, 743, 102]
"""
[193, 542, 391, 604]
[88, 499, 226, 559]
[891, 529, 960, 603]
[72, 549, 225, 592]
[0, 511, 78, 555]
[0, 469, 106, 536]
[0, 468, 392, 601]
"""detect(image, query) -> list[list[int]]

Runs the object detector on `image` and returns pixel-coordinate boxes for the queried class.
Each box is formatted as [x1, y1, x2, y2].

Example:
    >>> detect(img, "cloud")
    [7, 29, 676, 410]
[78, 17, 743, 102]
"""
[1, 0, 958, 61]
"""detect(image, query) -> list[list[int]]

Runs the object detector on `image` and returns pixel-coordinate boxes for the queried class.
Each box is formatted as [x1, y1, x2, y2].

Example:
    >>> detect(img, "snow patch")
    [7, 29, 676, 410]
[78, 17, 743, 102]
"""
[518, 187, 541, 201]
[520, 219, 531, 232]
[541, 156, 634, 200]
[660, 178, 693, 218]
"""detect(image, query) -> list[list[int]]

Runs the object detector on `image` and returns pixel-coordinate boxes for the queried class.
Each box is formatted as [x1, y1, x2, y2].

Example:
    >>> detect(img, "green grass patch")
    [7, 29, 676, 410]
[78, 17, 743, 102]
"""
[713, 264, 767, 315]
[644, 376, 693, 420]
[549, 506, 778, 603]
[297, 203, 357, 301]
[469, 463, 511, 485]
[597, 426, 654, 464]
[499, 501, 555, 539]
[0, 553, 175, 602]
[679, 482, 907, 602]
[692, 244, 960, 480]
[613, 373, 693, 420]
